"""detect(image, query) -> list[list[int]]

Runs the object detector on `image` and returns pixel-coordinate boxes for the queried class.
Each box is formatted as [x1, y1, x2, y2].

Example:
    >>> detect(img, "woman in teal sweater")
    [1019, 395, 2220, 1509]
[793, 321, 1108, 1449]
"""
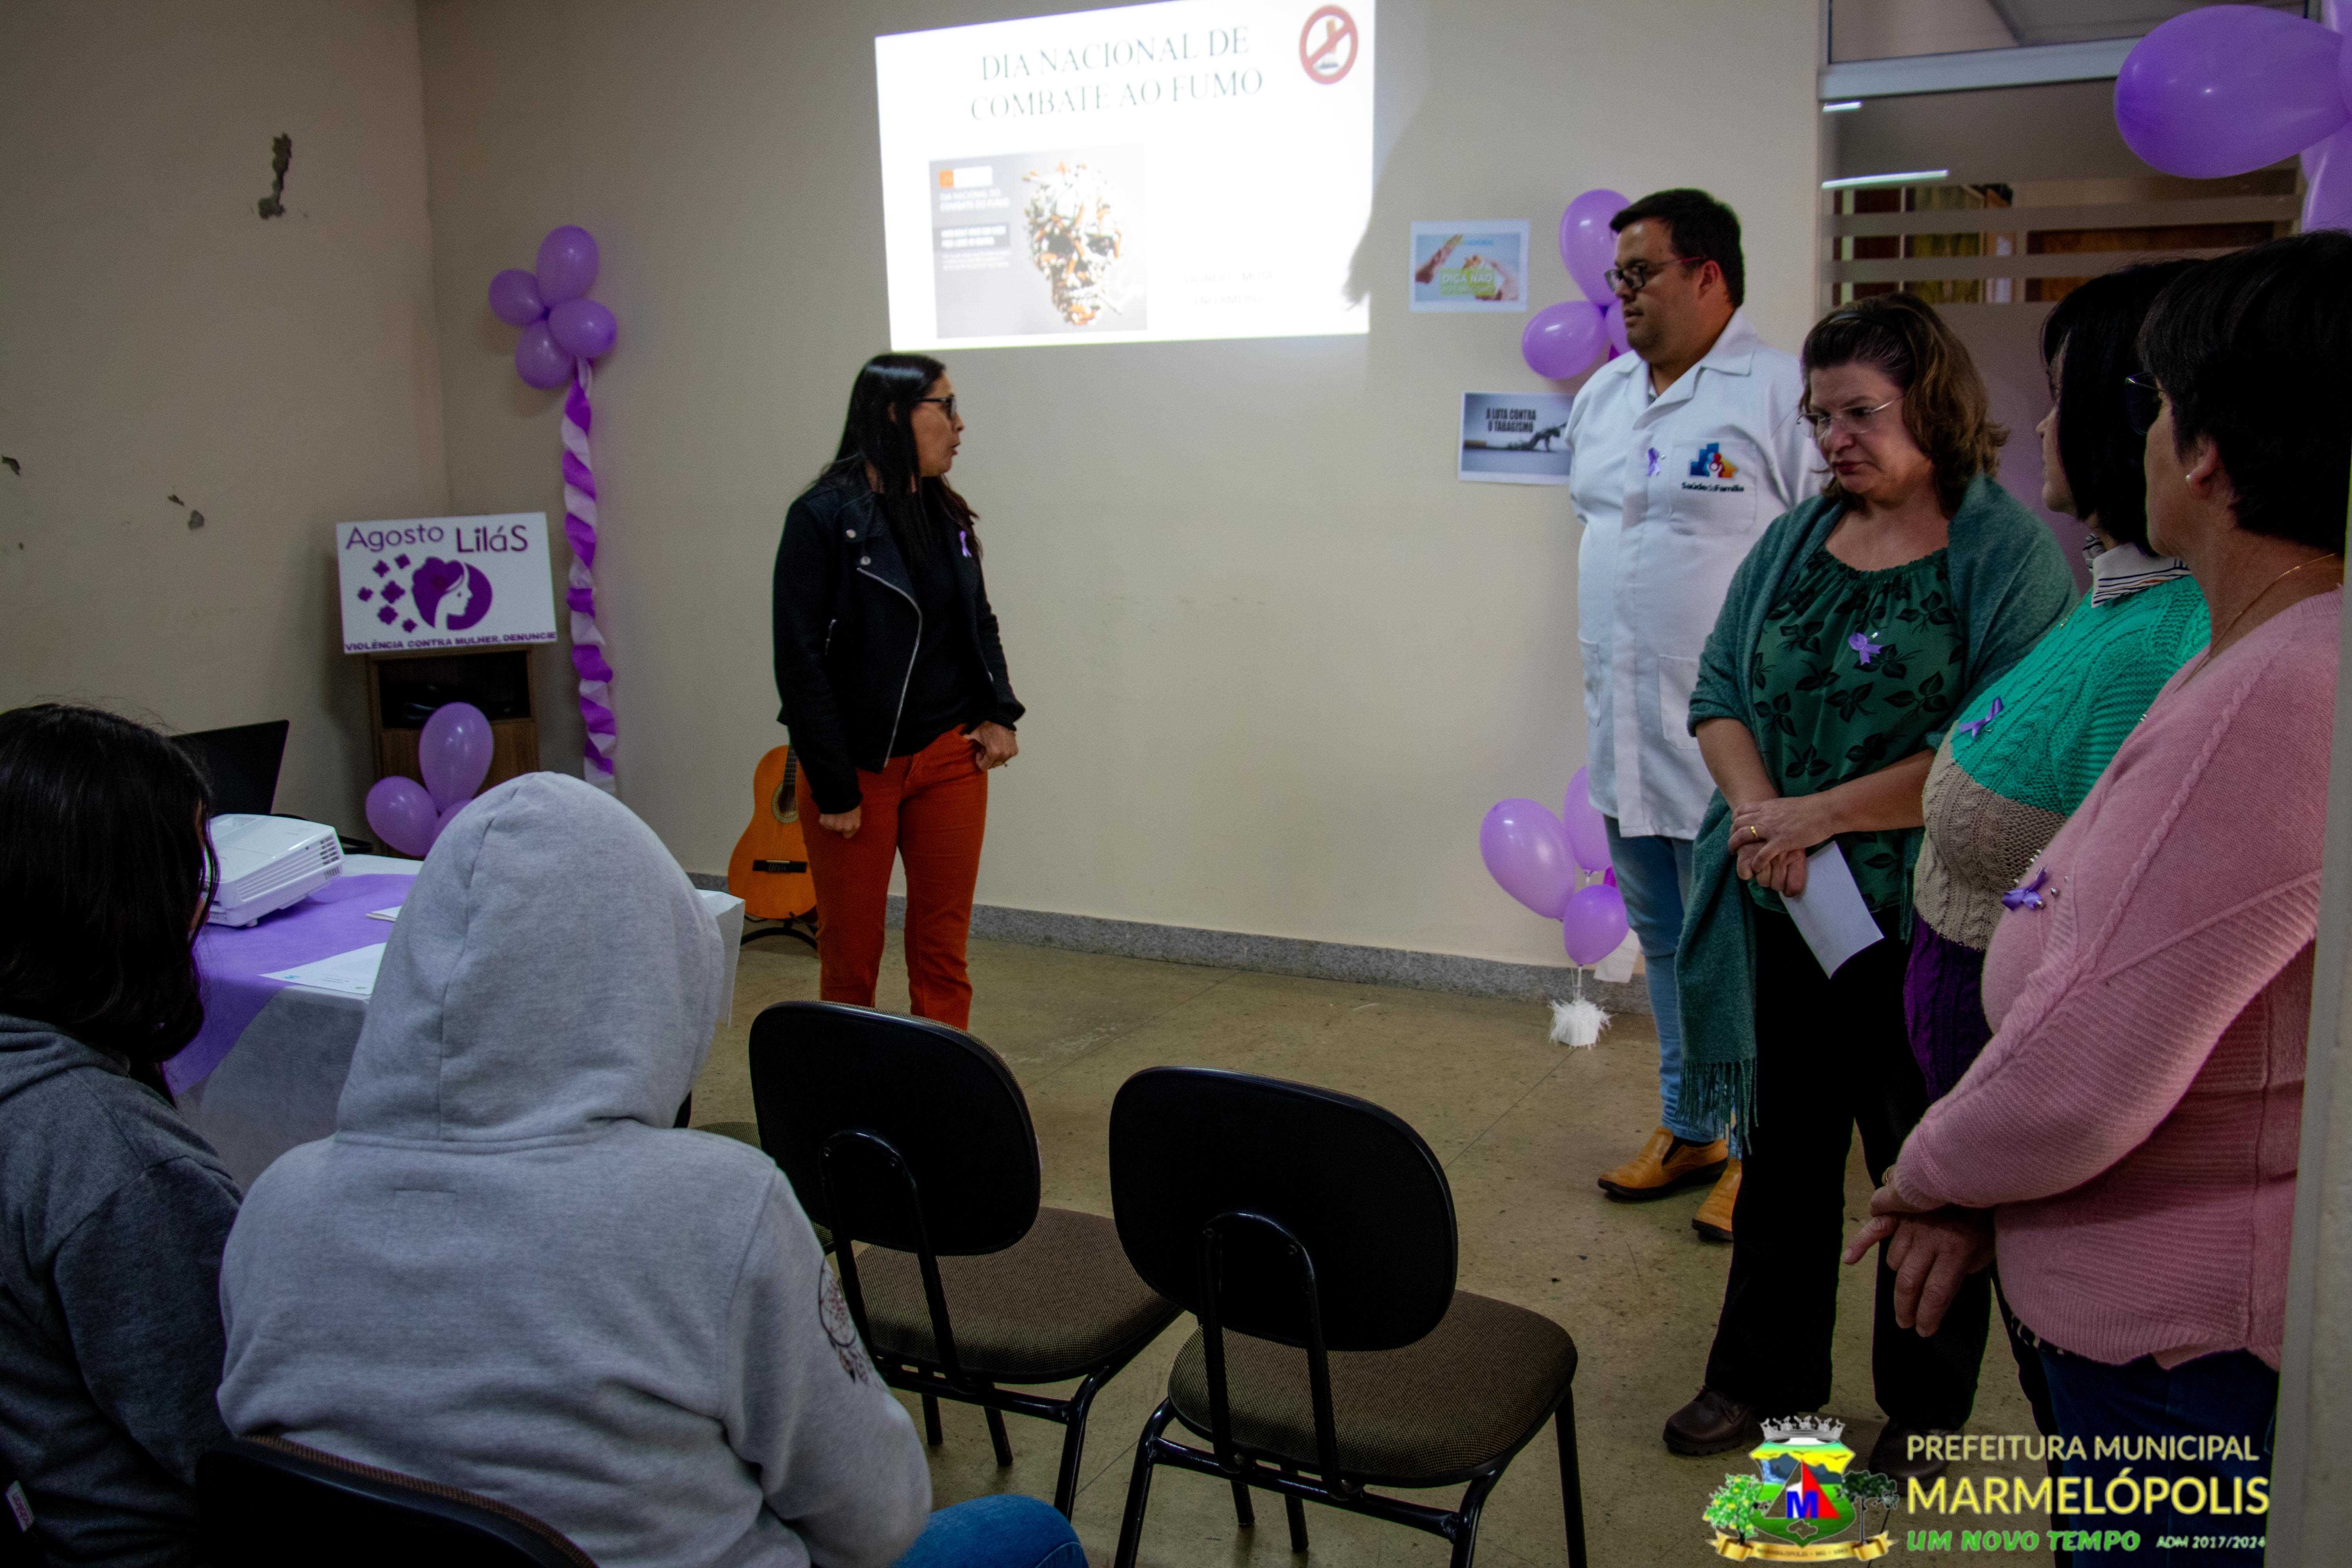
[1661, 296, 2075, 1468]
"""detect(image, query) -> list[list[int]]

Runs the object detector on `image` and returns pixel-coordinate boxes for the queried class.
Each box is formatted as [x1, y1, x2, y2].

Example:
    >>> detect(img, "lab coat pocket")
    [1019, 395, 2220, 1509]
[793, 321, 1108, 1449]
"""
[1579, 636, 1606, 714]
[1659, 654, 1703, 751]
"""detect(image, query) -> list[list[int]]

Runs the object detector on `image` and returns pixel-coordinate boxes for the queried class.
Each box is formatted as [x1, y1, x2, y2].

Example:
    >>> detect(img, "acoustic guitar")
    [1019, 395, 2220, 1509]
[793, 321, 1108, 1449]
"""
[728, 744, 819, 949]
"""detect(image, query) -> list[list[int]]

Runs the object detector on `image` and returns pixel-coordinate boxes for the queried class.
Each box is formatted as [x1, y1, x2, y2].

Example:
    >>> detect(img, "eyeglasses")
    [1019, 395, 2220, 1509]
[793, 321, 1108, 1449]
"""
[1801, 397, 1900, 439]
[2122, 374, 2163, 437]
[916, 394, 960, 421]
[1602, 256, 1704, 295]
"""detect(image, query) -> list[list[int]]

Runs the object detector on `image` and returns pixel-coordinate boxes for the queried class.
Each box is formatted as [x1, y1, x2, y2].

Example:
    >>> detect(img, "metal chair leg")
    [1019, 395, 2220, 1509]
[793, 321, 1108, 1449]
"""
[1556, 1395, 1588, 1568]
[983, 1401, 1014, 1468]
[1113, 1402, 1175, 1568]
[1282, 1481, 1310, 1553]
[1229, 1477, 1256, 1528]
[921, 1394, 942, 1448]
[1447, 1472, 1501, 1568]
[1051, 1375, 1105, 1519]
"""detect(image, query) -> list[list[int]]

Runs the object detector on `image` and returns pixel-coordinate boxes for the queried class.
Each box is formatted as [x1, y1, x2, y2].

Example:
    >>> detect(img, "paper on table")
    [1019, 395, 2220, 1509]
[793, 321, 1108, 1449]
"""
[1782, 843, 1885, 977]
[365, 906, 403, 922]
[261, 943, 387, 998]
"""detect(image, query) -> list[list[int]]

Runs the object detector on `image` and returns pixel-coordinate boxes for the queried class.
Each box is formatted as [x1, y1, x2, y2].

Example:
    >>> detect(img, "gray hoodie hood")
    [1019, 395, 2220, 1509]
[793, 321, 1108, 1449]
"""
[337, 771, 722, 1145]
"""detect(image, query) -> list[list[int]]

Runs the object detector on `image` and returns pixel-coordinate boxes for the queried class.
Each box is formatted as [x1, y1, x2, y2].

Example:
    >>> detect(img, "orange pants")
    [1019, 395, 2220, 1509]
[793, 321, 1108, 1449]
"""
[796, 726, 988, 1030]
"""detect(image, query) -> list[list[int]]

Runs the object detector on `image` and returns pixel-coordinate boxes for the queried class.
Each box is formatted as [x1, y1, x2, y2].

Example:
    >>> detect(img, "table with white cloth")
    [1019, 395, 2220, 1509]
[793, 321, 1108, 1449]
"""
[171, 854, 743, 1188]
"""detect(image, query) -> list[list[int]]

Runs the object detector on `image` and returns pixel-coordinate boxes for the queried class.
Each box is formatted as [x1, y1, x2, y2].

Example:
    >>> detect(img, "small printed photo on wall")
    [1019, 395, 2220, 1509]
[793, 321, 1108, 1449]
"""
[1459, 391, 1575, 485]
[1410, 221, 1528, 312]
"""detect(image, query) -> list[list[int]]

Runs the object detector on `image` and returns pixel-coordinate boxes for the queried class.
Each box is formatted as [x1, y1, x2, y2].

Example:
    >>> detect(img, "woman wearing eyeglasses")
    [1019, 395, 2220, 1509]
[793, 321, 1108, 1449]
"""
[772, 354, 1023, 1029]
[1659, 294, 2074, 1470]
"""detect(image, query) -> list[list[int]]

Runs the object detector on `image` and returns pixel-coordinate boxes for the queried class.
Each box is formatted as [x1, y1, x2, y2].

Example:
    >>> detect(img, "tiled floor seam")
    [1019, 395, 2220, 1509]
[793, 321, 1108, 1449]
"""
[1018, 969, 1246, 1090]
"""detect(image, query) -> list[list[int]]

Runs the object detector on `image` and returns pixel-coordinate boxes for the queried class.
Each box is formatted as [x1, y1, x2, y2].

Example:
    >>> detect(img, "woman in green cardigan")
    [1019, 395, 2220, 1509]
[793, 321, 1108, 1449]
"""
[1660, 295, 2075, 1470]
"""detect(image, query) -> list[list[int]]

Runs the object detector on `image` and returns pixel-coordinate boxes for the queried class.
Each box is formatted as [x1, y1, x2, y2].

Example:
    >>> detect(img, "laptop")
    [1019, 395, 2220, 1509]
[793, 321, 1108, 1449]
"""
[175, 720, 290, 818]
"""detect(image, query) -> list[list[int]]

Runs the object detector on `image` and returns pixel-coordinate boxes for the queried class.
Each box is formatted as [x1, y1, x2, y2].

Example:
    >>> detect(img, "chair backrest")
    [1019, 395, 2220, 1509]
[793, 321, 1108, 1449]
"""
[748, 1000, 1040, 1256]
[196, 1436, 595, 1568]
[1109, 1067, 1457, 1354]
[174, 720, 290, 817]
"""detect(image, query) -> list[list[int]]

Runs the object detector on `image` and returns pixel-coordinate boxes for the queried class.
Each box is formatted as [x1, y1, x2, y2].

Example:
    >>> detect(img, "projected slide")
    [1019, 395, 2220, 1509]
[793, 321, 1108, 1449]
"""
[876, 0, 1375, 350]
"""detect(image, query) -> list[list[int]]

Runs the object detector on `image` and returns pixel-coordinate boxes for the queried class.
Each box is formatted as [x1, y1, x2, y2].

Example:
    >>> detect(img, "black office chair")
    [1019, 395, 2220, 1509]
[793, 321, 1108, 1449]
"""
[749, 1000, 1179, 1517]
[196, 1436, 594, 1567]
[1107, 1067, 1588, 1568]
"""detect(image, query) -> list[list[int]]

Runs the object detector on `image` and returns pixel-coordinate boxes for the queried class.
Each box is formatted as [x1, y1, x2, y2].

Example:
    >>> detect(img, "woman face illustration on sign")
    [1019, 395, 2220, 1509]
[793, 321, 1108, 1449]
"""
[413, 558, 495, 631]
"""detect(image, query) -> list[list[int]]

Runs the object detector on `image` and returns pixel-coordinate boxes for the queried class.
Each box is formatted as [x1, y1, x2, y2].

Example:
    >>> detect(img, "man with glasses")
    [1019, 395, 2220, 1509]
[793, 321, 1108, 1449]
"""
[1565, 189, 1817, 1241]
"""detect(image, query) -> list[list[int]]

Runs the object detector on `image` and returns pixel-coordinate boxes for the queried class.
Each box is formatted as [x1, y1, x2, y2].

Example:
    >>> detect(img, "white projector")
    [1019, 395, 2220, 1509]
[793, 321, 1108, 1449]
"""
[205, 815, 344, 927]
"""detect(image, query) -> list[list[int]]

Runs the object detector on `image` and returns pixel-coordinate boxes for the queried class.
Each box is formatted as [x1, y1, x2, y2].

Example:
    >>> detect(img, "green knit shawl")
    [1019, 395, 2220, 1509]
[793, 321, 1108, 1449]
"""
[1675, 474, 2076, 1143]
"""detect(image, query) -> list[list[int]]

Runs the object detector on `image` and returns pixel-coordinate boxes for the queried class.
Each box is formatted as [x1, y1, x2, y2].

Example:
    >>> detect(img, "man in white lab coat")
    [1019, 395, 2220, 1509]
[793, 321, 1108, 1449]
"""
[1566, 189, 1817, 1241]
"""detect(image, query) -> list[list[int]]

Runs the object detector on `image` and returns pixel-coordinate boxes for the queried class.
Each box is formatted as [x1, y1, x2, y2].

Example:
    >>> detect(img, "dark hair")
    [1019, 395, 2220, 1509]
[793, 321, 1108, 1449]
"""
[815, 352, 976, 566]
[1802, 293, 2005, 517]
[2139, 230, 2352, 550]
[2039, 261, 2201, 550]
[1611, 189, 1746, 307]
[0, 706, 215, 1096]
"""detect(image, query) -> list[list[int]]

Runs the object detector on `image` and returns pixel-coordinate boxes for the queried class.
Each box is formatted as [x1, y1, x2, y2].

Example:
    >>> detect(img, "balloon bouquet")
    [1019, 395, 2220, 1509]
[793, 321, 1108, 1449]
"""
[488, 225, 623, 793]
[1522, 188, 1632, 379]
[1480, 768, 1629, 1046]
[2115, 4, 2352, 230]
[364, 702, 496, 858]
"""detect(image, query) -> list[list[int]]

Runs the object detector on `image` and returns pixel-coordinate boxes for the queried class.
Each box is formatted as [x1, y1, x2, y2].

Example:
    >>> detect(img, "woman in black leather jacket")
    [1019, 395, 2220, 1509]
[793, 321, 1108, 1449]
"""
[770, 354, 1022, 1028]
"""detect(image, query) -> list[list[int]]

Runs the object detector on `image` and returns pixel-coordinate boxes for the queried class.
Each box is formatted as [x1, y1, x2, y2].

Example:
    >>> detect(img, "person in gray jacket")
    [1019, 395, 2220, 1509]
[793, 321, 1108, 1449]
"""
[216, 772, 936, 1568]
[0, 705, 243, 1568]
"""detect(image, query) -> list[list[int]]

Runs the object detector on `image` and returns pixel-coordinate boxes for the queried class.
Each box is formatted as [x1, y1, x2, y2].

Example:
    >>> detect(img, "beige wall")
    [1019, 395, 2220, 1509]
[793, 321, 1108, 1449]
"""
[417, 0, 1820, 966]
[0, 0, 448, 830]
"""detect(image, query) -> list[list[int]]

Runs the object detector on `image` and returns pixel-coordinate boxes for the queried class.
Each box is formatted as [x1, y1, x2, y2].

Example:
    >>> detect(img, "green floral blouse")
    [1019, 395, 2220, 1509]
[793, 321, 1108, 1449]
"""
[1746, 544, 1964, 913]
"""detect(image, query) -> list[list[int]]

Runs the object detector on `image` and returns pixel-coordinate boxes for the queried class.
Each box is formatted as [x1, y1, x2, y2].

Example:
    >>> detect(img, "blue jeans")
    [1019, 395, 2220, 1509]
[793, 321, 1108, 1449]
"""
[1603, 818, 1718, 1142]
[2038, 1346, 2277, 1567]
[894, 1494, 1085, 1568]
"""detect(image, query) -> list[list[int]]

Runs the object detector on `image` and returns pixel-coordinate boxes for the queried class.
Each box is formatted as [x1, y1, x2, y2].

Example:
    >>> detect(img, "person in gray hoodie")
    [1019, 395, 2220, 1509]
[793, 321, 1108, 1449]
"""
[215, 772, 936, 1568]
[0, 705, 243, 1568]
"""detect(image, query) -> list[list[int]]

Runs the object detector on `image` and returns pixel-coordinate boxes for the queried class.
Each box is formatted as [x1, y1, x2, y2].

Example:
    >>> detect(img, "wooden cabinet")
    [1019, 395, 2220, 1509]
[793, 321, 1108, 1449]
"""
[365, 648, 540, 792]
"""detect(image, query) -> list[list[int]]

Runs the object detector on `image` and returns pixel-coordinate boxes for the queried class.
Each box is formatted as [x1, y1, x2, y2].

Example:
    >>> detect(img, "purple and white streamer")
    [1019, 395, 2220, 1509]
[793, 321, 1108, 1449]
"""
[561, 361, 617, 789]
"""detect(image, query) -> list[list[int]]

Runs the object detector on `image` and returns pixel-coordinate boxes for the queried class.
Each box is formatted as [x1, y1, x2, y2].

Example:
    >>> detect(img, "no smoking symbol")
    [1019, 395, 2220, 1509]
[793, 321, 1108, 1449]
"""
[1299, 5, 1358, 84]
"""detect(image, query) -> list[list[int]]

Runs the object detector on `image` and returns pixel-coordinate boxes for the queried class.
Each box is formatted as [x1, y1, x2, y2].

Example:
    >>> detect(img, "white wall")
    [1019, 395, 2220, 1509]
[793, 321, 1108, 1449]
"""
[416, 0, 1820, 966]
[0, 0, 449, 831]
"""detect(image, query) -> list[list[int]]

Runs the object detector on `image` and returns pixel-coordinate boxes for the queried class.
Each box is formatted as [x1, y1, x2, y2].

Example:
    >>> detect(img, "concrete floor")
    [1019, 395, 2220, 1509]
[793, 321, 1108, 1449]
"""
[690, 932, 2049, 1567]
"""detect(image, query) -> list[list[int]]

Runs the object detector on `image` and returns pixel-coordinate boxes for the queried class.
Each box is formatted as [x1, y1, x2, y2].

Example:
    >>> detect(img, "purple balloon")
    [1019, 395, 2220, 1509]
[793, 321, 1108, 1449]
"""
[514, 321, 575, 390]
[1523, 300, 1608, 380]
[1562, 882, 1630, 968]
[1480, 799, 1579, 920]
[2115, 9, 2347, 180]
[534, 224, 600, 305]
[547, 297, 617, 359]
[488, 268, 546, 327]
[1561, 765, 1612, 874]
[1559, 187, 1629, 303]
[430, 800, 469, 847]
[365, 775, 439, 859]
[1603, 297, 1630, 357]
[419, 701, 495, 812]
[2307, 124, 2352, 232]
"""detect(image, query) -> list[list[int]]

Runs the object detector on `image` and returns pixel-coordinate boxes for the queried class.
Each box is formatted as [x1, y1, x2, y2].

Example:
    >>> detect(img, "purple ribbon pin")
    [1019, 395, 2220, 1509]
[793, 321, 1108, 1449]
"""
[2002, 867, 2050, 912]
[1848, 631, 1886, 667]
[960, 530, 971, 557]
[1646, 447, 1661, 476]
[1959, 696, 2006, 740]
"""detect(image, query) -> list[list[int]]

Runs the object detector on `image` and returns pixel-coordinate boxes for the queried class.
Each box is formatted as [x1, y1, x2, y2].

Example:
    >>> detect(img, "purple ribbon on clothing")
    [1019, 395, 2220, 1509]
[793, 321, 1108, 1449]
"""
[1848, 630, 1886, 667]
[2002, 867, 2050, 913]
[1959, 696, 2006, 740]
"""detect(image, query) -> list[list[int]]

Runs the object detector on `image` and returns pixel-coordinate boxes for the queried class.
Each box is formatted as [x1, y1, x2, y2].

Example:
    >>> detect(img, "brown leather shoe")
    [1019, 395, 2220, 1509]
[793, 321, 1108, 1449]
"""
[1867, 1421, 1951, 1481]
[1664, 1387, 1763, 1456]
[1691, 1159, 1741, 1243]
[1598, 1127, 1728, 1201]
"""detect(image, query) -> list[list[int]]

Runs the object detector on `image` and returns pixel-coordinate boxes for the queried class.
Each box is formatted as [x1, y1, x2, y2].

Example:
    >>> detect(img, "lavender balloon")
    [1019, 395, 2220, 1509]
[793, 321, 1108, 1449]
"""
[1603, 298, 1630, 357]
[1523, 300, 1607, 380]
[2306, 124, 2352, 232]
[488, 268, 547, 327]
[514, 321, 575, 390]
[1479, 798, 1579, 919]
[419, 701, 495, 811]
[1561, 766, 1612, 874]
[430, 800, 469, 847]
[2115, 9, 2347, 179]
[365, 775, 440, 859]
[534, 224, 601, 305]
[1559, 187, 1629, 303]
[1562, 882, 1630, 967]
[548, 297, 617, 359]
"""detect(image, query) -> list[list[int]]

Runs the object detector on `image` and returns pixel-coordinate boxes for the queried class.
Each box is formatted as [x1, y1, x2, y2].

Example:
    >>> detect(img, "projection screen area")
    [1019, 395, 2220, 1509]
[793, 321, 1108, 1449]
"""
[876, 0, 1376, 350]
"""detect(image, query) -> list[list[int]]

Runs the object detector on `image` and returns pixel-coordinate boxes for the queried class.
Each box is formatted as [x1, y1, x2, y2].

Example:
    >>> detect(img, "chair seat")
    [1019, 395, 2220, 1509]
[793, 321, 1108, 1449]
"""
[1167, 1290, 1576, 1486]
[857, 1207, 1179, 1383]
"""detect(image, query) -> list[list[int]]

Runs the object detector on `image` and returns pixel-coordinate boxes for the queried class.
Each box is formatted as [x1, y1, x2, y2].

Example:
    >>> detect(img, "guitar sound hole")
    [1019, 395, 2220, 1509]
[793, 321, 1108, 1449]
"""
[771, 783, 799, 826]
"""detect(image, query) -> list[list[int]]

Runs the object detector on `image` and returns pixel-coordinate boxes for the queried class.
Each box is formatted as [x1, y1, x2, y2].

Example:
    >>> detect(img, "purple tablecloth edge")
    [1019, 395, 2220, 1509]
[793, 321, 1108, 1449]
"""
[165, 874, 417, 1096]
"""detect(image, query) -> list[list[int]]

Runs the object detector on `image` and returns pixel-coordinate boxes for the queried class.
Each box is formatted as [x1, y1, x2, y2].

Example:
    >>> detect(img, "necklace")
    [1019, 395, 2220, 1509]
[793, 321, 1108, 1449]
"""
[2187, 552, 2343, 680]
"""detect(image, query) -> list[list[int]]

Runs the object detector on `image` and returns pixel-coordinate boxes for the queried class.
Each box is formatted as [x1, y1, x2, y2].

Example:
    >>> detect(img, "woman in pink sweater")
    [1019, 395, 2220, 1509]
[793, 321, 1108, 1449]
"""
[1849, 233, 2348, 1566]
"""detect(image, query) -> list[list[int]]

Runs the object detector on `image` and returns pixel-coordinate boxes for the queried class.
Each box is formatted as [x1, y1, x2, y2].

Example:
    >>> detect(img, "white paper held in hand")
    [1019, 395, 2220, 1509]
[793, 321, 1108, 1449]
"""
[261, 943, 388, 998]
[1782, 842, 1885, 977]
